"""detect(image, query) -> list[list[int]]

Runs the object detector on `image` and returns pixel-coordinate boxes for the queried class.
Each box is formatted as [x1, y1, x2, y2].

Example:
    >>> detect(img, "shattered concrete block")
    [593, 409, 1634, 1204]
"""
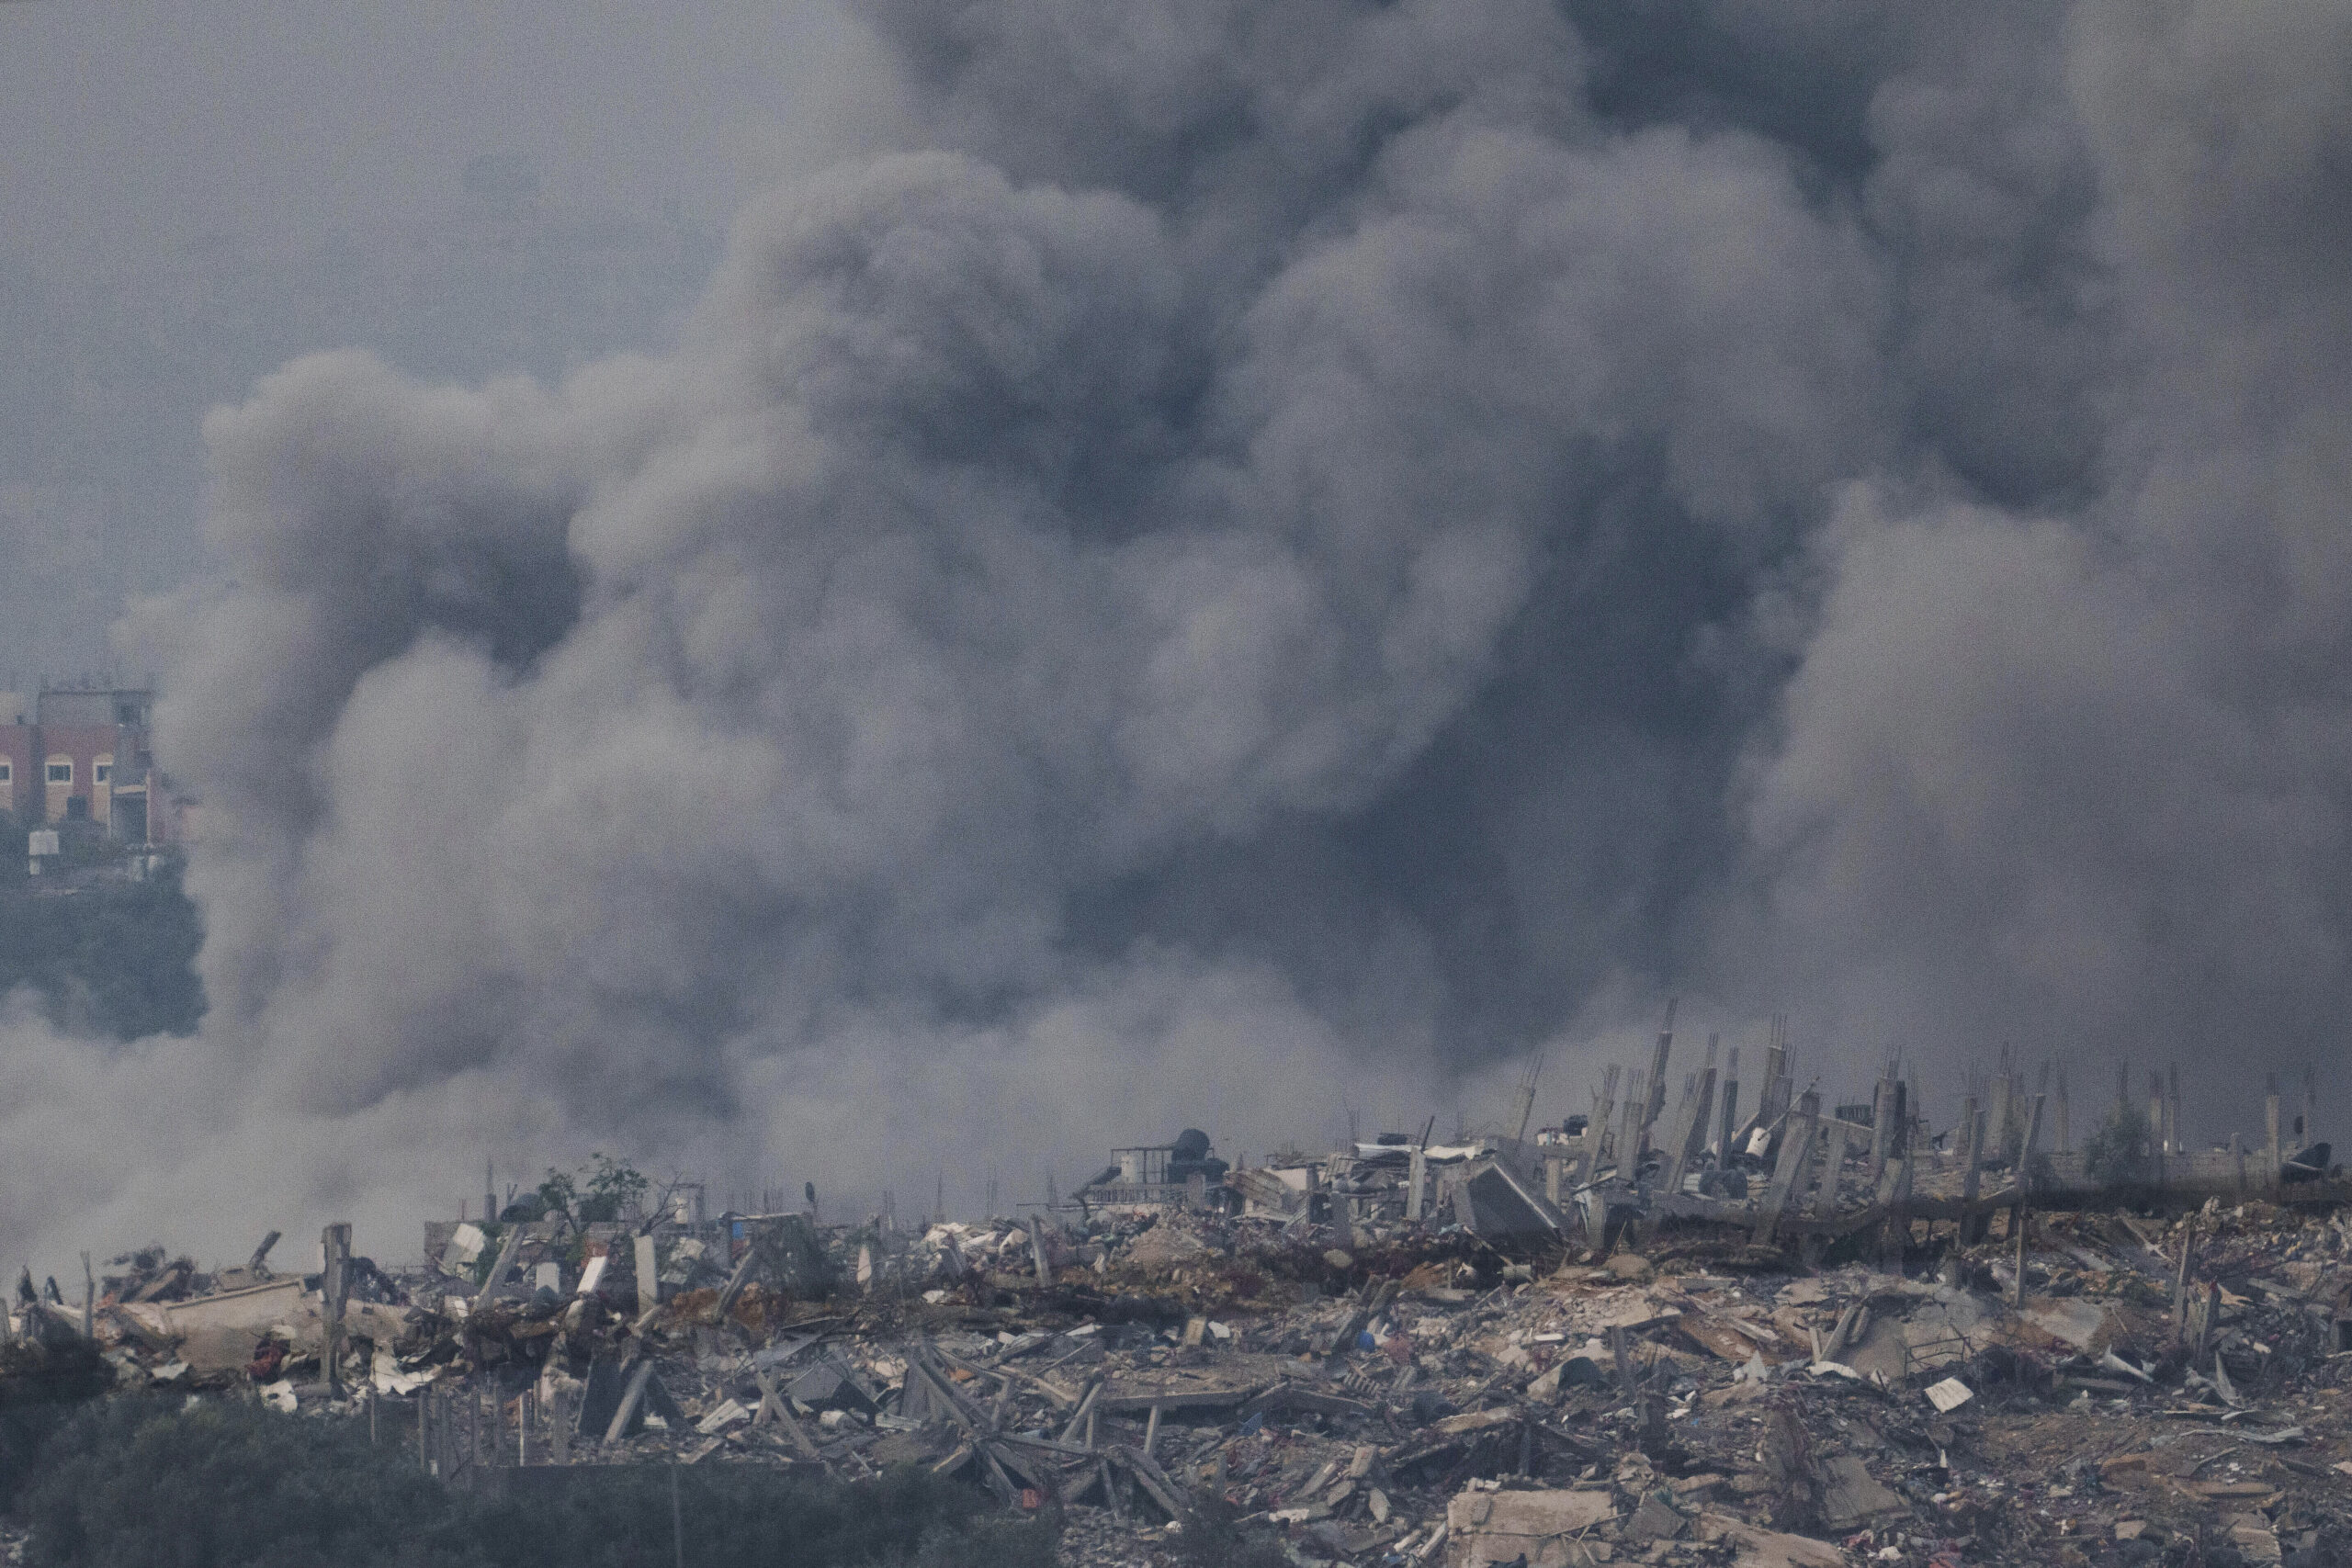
[695, 1398, 750, 1436]
[1444, 1486, 1614, 1567]
[1815, 1452, 1907, 1532]
[1623, 1489, 1688, 1542]
[1924, 1376, 1973, 1412]
[146, 1276, 402, 1372]
[2014, 1294, 2119, 1354]
[1124, 1224, 1218, 1270]
[1697, 1512, 1846, 1568]
[2229, 1523, 2282, 1563]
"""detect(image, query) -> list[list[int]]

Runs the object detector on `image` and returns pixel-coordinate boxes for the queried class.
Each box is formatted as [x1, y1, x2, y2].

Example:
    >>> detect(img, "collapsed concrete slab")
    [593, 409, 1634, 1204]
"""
[1444, 1485, 1616, 1567]
[1449, 1156, 1570, 1239]
[113, 1277, 411, 1371]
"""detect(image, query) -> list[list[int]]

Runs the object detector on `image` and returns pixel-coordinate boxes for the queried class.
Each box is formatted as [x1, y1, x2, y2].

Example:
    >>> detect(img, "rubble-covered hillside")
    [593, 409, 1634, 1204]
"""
[12, 1184, 2352, 1568]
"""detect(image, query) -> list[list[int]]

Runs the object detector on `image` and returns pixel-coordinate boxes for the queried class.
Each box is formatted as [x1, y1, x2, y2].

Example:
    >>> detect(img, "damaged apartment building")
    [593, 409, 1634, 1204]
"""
[0, 681, 187, 850]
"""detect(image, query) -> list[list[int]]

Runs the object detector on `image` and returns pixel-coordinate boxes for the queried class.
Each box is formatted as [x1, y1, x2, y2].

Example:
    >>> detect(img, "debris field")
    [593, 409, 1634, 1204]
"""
[11, 1033, 2352, 1568]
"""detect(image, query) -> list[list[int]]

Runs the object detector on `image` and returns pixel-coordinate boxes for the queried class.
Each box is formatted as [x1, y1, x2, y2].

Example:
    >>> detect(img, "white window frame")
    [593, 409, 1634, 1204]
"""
[44, 758, 71, 785]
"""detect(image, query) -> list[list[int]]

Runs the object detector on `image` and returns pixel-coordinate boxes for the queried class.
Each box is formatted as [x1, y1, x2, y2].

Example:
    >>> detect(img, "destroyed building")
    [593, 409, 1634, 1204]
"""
[10, 1028, 2352, 1568]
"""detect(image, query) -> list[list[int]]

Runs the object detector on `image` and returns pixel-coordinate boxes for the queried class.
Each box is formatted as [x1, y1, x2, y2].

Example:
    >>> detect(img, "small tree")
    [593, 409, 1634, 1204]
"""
[580, 1154, 650, 1222]
[537, 1168, 579, 1221]
[531, 1154, 649, 1224]
[2082, 1108, 2151, 1187]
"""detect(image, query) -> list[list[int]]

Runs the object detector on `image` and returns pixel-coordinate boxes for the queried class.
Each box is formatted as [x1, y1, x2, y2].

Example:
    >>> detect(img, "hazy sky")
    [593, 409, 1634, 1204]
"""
[0, 0, 889, 682]
[0, 2, 899, 241]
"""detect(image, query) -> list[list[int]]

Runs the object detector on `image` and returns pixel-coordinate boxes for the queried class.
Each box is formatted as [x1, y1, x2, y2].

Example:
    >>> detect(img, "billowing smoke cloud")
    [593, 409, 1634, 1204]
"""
[7, 0, 2350, 1269]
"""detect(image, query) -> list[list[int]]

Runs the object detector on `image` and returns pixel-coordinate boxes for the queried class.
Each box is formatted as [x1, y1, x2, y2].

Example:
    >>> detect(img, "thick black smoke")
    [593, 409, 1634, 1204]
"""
[6, 0, 2348, 1266]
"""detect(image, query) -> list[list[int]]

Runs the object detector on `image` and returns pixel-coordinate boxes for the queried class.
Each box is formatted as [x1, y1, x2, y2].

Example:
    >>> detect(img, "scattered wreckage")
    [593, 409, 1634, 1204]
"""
[10, 1038, 2352, 1568]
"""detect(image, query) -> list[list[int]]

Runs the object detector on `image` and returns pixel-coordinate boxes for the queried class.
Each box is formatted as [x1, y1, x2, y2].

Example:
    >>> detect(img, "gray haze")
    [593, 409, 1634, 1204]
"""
[5, 0, 2350, 1270]
[0, 0, 890, 682]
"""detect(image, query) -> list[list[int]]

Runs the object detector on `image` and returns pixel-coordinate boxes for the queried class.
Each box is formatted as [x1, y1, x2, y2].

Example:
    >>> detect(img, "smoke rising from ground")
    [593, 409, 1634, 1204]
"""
[6, 0, 2350, 1269]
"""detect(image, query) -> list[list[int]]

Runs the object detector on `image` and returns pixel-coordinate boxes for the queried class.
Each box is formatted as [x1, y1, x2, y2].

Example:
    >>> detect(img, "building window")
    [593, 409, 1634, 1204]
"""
[94, 762, 110, 784]
[0, 761, 10, 783]
[45, 760, 71, 784]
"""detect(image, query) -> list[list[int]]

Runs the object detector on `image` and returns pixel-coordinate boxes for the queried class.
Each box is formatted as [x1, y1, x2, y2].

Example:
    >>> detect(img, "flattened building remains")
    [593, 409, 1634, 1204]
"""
[10, 1019, 2352, 1568]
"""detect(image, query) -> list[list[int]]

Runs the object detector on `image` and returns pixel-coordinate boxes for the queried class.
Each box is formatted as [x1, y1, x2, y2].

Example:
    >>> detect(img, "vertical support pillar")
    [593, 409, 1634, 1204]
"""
[1877, 1152, 1913, 1273]
[2172, 1217, 2198, 1346]
[1753, 1100, 1820, 1244]
[1644, 1000, 1678, 1136]
[1868, 1077, 1897, 1186]
[1583, 1065, 1621, 1182]
[2012, 1091, 2045, 1307]
[322, 1223, 352, 1397]
[2267, 1077, 2283, 1193]
[1957, 1098, 1984, 1244]
[1796, 1090, 1834, 1217]
[1661, 1067, 1716, 1197]
[2012, 1196, 2030, 1308]
[1029, 1213, 1053, 1284]
[636, 1234, 660, 1318]
[1617, 1071, 1646, 1178]
[1717, 1048, 1741, 1162]
[1608, 1325, 1639, 1399]
[1407, 1145, 1427, 1222]
[1760, 1040, 1792, 1127]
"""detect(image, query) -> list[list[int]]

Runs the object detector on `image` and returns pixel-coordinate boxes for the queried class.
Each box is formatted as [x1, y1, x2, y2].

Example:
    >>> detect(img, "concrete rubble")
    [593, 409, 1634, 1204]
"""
[11, 1056, 2352, 1568]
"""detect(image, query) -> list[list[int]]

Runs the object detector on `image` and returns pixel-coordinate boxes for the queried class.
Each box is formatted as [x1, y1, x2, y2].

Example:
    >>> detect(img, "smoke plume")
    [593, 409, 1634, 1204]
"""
[7, 0, 2351, 1268]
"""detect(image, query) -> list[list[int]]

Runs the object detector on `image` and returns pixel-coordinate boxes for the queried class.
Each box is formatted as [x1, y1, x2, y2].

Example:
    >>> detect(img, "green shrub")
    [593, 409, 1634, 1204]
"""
[2082, 1108, 2151, 1187]
[0, 855, 203, 1040]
